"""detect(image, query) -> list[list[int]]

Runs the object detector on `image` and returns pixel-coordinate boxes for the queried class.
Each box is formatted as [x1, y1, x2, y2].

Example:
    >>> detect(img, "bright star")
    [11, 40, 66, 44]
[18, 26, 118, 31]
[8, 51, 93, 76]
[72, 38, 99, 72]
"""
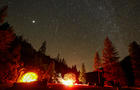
[32, 20, 35, 23]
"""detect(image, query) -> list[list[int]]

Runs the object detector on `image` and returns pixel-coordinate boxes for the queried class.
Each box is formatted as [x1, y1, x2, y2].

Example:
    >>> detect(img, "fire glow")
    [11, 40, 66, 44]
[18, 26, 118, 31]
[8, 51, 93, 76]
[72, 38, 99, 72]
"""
[60, 73, 76, 87]
[61, 79, 74, 86]
[19, 72, 38, 83]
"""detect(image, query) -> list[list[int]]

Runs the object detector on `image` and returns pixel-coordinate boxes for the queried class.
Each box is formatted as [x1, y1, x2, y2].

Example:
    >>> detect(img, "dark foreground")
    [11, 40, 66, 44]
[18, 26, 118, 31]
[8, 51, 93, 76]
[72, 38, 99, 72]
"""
[1, 83, 140, 90]
[5, 86, 140, 90]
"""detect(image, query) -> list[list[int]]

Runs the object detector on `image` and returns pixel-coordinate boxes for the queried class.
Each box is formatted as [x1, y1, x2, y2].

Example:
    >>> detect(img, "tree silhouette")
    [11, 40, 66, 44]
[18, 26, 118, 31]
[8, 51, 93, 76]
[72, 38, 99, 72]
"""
[128, 41, 140, 86]
[39, 41, 47, 54]
[42, 61, 56, 82]
[0, 6, 77, 84]
[79, 63, 86, 84]
[102, 37, 119, 64]
[120, 56, 134, 86]
[0, 6, 21, 83]
[93, 51, 101, 71]
[102, 37, 121, 86]
[50, 61, 57, 83]
[0, 6, 7, 24]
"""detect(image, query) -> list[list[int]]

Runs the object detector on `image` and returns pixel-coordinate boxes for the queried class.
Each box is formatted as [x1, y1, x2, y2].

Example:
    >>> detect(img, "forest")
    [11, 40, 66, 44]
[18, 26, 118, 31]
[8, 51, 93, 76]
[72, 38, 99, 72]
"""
[0, 6, 140, 88]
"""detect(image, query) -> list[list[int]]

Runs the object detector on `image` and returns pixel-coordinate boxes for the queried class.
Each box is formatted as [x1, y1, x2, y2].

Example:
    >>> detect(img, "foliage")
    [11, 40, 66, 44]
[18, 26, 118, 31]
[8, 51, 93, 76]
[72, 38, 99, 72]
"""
[78, 63, 86, 84]
[102, 37, 119, 64]
[102, 37, 124, 86]
[120, 56, 134, 86]
[93, 51, 101, 71]
[48, 61, 57, 83]
[128, 41, 140, 86]
[0, 6, 7, 24]
[0, 23, 15, 50]
[39, 41, 47, 54]
[0, 6, 21, 84]
[0, 6, 77, 84]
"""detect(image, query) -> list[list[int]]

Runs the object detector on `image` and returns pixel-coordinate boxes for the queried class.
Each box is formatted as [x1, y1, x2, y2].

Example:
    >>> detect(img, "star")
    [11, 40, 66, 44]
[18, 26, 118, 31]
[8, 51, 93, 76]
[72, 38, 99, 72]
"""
[5, 0, 140, 72]
[32, 20, 36, 24]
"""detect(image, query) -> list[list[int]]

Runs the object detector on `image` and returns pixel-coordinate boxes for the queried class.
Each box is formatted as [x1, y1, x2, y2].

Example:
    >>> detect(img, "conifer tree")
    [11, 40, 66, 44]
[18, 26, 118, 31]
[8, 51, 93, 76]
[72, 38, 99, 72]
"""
[78, 63, 86, 84]
[102, 37, 120, 85]
[0, 6, 15, 51]
[42, 61, 57, 82]
[50, 61, 57, 83]
[0, 6, 21, 83]
[102, 37, 119, 64]
[0, 6, 7, 24]
[39, 41, 46, 54]
[128, 41, 140, 86]
[93, 51, 101, 71]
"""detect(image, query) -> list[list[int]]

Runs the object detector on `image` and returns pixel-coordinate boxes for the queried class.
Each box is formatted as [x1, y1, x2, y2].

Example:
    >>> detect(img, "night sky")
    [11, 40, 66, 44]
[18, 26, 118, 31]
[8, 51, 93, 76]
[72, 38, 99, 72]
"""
[0, 0, 140, 72]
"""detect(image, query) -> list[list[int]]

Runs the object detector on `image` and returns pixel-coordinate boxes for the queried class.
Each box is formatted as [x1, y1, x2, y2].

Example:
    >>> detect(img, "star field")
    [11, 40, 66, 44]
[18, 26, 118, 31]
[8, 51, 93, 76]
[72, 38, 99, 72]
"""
[1, 0, 140, 71]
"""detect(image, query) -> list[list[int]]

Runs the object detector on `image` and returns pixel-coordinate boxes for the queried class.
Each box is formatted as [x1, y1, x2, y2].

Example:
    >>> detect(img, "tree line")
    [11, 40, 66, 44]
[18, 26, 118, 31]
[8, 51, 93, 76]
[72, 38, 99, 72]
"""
[93, 37, 140, 87]
[0, 6, 78, 84]
[0, 6, 140, 87]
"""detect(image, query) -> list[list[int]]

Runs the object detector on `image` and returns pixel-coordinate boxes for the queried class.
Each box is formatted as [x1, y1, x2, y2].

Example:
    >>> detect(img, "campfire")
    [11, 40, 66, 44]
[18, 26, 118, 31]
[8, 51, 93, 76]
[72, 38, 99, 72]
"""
[61, 79, 74, 86]
[16, 71, 76, 88]
[59, 73, 76, 87]
[18, 72, 38, 83]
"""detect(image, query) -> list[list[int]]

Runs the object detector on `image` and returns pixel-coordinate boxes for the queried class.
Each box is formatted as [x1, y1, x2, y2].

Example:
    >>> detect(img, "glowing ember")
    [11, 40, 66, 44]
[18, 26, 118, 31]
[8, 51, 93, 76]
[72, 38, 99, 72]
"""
[19, 72, 38, 83]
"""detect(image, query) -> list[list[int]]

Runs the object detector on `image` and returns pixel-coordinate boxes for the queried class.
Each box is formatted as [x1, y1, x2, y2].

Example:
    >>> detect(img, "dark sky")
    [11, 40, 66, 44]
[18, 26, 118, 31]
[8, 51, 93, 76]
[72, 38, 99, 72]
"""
[0, 0, 140, 72]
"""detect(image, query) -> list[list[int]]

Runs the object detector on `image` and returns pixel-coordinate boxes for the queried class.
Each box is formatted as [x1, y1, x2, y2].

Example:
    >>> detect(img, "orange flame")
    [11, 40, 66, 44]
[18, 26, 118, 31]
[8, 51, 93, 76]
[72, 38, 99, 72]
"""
[60, 73, 76, 86]
[61, 79, 74, 86]
[19, 72, 38, 83]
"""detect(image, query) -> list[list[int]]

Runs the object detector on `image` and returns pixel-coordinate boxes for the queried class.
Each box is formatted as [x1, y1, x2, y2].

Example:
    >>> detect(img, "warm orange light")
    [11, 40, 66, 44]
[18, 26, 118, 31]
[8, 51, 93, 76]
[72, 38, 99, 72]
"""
[19, 72, 38, 83]
[60, 73, 76, 87]
[61, 79, 74, 86]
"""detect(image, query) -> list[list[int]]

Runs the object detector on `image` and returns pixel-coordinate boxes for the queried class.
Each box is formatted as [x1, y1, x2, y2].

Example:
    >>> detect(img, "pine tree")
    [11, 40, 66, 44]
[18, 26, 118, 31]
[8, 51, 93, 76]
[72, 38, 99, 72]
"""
[50, 61, 57, 83]
[39, 41, 46, 54]
[10, 45, 21, 83]
[78, 63, 86, 84]
[0, 6, 7, 24]
[93, 51, 101, 71]
[128, 41, 140, 86]
[0, 6, 21, 83]
[102, 37, 120, 85]
[102, 37, 119, 64]
[42, 61, 56, 82]
[129, 41, 140, 59]
[0, 6, 15, 51]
